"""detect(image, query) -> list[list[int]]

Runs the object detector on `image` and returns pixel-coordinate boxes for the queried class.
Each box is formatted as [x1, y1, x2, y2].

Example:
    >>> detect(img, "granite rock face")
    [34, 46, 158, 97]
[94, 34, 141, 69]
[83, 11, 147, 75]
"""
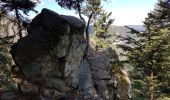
[8, 9, 131, 100]
[11, 8, 86, 93]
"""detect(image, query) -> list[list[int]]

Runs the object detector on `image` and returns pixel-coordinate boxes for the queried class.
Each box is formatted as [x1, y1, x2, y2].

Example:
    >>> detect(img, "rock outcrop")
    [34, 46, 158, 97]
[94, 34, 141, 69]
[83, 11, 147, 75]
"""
[11, 8, 85, 93]
[4, 8, 131, 100]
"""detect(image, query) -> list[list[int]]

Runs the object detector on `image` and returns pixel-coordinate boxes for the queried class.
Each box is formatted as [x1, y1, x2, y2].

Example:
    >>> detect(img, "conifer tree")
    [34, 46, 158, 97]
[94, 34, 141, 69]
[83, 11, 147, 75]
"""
[93, 11, 114, 49]
[144, 0, 170, 98]
[0, 0, 38, 38]
[117, 0, 170, 99]
[81, 0, 114, 49]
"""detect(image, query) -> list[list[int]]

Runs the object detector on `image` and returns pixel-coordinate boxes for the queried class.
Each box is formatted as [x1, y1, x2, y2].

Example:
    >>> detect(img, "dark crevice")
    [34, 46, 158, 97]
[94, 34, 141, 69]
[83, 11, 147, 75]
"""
[58, 56, 66, 78]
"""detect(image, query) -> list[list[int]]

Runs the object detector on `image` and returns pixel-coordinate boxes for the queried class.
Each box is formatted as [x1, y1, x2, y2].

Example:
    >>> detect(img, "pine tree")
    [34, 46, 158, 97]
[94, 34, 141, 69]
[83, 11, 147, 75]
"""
[81, 0, 114, 49]
[117, 1, 170, 99]
[93, 11, 114, 48]
[144, 0, 170, 98]
[0, 0, 38, 38]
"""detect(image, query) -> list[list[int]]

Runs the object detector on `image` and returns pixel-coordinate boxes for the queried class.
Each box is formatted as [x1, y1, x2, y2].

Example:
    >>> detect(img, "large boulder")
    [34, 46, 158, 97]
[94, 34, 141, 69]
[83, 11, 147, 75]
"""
[11, 8, 86, 93]
[8, 8, 131, 100]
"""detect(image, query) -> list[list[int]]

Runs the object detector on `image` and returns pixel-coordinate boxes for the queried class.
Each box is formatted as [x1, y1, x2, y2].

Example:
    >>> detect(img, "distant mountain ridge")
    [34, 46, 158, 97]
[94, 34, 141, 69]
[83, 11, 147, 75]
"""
[125, 25, 145, 32]
[89, 25, 145, 36]
[110, 25, 145, 36]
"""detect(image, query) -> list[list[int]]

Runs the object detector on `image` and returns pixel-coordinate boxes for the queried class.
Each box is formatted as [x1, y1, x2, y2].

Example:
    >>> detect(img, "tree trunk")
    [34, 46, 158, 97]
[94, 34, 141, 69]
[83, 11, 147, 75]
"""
[149, 71, 154, 100]
[15, 9, 22, 39]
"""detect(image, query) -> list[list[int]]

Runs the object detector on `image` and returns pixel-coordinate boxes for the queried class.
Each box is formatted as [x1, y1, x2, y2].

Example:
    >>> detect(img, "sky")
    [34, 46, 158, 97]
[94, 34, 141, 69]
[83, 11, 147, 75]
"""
[29, 0, 158, 26]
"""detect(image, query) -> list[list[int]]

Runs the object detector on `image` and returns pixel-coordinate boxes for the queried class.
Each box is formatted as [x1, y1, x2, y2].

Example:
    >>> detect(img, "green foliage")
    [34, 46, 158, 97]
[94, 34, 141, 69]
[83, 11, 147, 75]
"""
[81, 0, 102, 17]
[94, 11, 114, 38]
[0, 0, 37, 22]
[0, 38, 16, 91]
[88, 6, 114, 49]
[91, 35, 112, 49]
[0, 0, 38, 38]
[117, 0, 170, 99]
[88, 1, 114, 49]
[0, 0, 37, 13]
[56, 0, 84, 10]
[56, 0, 114, 52]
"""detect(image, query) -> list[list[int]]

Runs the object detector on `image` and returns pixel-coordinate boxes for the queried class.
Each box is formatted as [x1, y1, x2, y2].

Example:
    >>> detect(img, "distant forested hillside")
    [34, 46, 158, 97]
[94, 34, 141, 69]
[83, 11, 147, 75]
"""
[89, 25, 145, 35]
